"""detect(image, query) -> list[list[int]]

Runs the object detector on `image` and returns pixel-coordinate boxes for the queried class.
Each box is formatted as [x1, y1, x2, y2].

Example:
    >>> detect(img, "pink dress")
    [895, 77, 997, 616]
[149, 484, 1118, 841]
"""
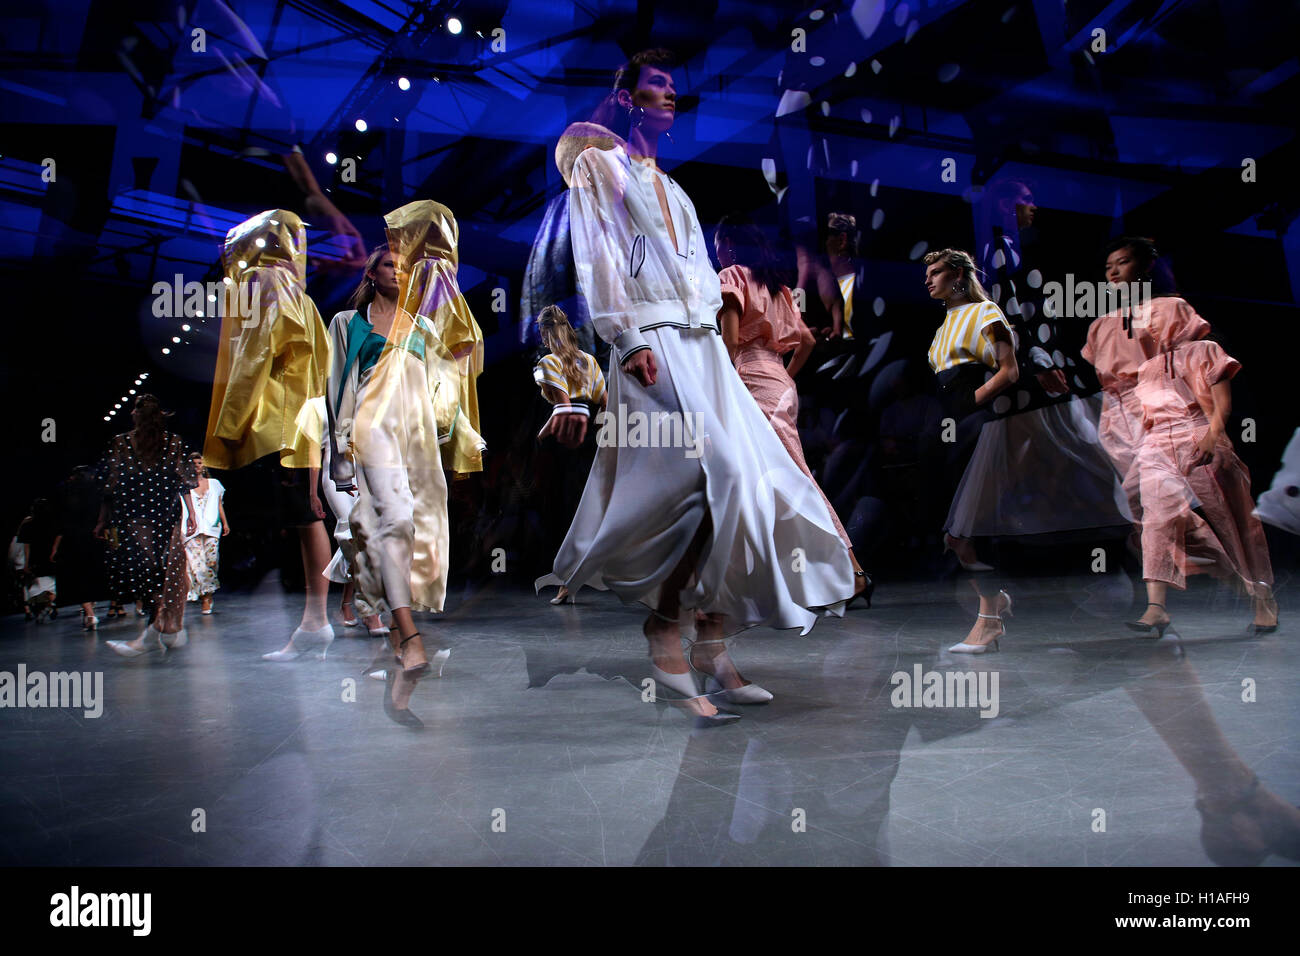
[719, 264, 850, 547]
[1081, 296, 1210, 519]
[1132, 340, 1273, 592]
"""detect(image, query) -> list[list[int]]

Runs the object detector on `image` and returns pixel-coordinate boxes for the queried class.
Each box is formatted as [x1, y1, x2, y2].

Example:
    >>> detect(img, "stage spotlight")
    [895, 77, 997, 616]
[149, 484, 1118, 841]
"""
[398, 77, 411, 91]
[355, 118, 368, 132]
[447, 17, 462, 34]
[326, 152, 338, 164]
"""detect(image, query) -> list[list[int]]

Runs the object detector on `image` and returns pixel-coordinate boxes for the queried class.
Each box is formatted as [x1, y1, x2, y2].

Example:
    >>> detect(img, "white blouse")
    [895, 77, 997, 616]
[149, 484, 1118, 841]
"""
[184, 478, 225, 539]
[567, 144, 723, 363]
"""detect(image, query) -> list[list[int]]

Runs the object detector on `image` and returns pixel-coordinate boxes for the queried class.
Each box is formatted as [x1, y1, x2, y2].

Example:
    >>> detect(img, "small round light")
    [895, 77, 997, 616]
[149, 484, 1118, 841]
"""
[238, 260, 247, 269]
[162, 348, 171, 355]
[447, 17, 462, 34]
[255, 237, 266, 248]
[129, 389, 136, 395]
[397, 77, 411, 91]
[354, 118, 368, 132]
[172, 336, 181, 343]
[325, 152, 338, 165]
[207, 293, 216, 302]
[182, 324, 191, 332]
[103, 416, 111, 422]
[114, 403, 121, 409]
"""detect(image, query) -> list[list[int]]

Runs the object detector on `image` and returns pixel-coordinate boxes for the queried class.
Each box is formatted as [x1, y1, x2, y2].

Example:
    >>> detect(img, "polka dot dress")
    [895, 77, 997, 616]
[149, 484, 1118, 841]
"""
[103, 432, 197, 624]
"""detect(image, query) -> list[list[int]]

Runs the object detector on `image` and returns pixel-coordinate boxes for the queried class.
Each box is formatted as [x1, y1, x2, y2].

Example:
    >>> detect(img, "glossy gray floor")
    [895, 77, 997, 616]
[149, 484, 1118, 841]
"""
[1, 572, 1296, 866]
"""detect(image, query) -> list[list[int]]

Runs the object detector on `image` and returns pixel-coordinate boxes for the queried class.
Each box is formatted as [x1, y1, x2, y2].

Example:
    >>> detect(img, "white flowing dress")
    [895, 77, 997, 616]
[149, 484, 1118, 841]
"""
[537, 143, 854, 634]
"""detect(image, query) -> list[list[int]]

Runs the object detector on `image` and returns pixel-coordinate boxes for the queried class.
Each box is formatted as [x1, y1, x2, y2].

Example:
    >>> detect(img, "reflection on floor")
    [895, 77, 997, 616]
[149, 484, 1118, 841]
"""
[1, 573, 1296, 866]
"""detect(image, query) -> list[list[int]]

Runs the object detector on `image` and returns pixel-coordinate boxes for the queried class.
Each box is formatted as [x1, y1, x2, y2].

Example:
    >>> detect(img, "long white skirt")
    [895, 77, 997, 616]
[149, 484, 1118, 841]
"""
[349, 350, 450, 615]
[537, 326, 854, 635]
[945, 395, 1132, 537]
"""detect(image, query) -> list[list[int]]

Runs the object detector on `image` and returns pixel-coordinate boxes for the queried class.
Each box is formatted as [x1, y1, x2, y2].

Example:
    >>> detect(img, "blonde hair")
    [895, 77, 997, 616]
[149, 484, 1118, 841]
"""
[923, 248, 990, 302]
[537, 305, 584, 396]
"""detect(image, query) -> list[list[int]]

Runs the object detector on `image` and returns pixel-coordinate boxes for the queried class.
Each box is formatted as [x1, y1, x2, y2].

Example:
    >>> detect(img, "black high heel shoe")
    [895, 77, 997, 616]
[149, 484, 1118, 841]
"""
[381, 668, 425, 730]
[846, 570, 874, 610]
[1126, 602, 1173, 639]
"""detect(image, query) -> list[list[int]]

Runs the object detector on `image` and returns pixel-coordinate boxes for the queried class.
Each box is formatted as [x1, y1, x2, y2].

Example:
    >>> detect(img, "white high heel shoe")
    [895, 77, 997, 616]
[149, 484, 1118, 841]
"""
[948, 613, 1003, 654]
[106, 628, 166, 658]
[689, 640, 774, 704]
[158, 627, 188, 648]
[262, 624, 335, 662]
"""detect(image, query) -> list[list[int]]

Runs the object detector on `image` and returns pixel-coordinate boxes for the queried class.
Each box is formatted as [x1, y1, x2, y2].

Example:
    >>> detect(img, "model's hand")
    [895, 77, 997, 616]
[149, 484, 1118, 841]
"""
[543, 412, 589, 448]
[1036, 368, 1069, 397]
[302, 192, 368, 270]
[1194, 430, 1220, 467]
[308, 492, 327, 520]
[92, 523, 105, 540]
[185, 514, 198, 537]
[623, 349, 657, 387]
[221, 524, 231, 537]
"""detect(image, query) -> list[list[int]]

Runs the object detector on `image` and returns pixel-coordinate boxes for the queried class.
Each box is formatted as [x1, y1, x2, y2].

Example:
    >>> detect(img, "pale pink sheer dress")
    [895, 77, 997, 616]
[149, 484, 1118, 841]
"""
[1132, 340, 1273, 592]
[719, 264, 850, 547]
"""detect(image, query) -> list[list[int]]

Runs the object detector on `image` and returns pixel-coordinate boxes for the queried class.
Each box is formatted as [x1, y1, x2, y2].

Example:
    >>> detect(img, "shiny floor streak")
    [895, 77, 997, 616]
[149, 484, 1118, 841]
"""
[1, 573, 1296, 866]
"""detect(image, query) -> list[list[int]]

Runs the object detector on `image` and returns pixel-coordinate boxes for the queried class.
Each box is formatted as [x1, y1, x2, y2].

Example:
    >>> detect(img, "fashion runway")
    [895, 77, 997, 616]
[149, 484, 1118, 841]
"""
[1, 576, 1294, 867]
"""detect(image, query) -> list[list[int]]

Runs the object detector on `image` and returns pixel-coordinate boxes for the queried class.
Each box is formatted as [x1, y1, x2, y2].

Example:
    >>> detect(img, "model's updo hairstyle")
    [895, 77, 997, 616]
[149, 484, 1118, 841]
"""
[922, 248, 990, 302]
[1104, 235, 1178, 297]
[589, 48, 676, 141]
[348, 245, 391, 312]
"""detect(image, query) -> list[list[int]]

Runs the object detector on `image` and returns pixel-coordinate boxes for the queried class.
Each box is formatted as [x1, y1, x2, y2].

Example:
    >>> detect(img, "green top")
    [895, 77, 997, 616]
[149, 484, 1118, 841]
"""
[335, 309, 428, 414]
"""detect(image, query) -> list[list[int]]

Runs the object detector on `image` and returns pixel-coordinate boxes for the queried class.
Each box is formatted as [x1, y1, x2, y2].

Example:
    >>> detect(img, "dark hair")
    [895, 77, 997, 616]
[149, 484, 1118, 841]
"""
[130, 394, 170, 467]
[589, 48, 676, 140]
[348, 245, 391, 312]
[1104, 235, 1178, 297]
[715, 215, 789, 297]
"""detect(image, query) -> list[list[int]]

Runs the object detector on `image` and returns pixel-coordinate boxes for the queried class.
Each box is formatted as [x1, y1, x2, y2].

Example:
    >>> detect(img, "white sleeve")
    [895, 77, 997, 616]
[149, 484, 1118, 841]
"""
[568, 147, 650, 363]
[326, 312, 357, 489]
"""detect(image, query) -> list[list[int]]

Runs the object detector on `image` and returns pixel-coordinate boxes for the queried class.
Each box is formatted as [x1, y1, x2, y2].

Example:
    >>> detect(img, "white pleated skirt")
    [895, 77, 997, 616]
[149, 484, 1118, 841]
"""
[537, 326, 854, 635]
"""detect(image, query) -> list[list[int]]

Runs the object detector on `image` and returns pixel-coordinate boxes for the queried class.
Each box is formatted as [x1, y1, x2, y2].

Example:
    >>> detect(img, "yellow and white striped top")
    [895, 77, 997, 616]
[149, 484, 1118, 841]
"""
[534, 352, 607, 405]
[927, 301, 1014, 373]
